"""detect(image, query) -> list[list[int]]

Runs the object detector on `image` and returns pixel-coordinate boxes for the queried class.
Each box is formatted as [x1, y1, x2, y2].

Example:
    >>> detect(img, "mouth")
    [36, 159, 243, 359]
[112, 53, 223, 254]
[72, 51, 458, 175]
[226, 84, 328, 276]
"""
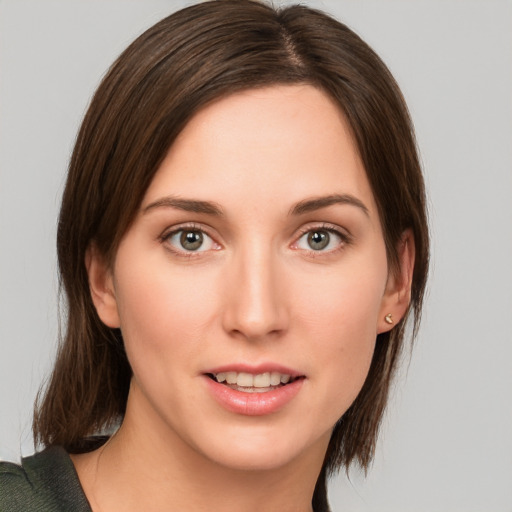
[205, 371, 304, 393]
[203, 367, 305, 415]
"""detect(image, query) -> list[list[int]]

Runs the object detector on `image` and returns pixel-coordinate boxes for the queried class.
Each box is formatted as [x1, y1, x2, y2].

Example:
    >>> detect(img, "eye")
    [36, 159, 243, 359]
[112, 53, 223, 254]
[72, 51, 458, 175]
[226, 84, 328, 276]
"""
[166, 228, 218, 253]
[294, 228, 346, 252]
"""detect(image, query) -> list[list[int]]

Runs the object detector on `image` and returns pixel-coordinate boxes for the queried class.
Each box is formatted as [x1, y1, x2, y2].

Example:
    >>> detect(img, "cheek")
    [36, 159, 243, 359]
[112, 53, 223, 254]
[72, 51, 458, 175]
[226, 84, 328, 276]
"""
[292, 261, 386, 403]
[295, 256, 386, 338]
[112, 253, 217, 373]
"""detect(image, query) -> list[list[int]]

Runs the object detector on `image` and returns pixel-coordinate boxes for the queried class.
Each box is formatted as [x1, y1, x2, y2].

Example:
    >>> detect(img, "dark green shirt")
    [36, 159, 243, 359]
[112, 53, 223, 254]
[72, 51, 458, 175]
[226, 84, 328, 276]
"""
[0, 446, 91, 512]
[1, 446, 330, 511]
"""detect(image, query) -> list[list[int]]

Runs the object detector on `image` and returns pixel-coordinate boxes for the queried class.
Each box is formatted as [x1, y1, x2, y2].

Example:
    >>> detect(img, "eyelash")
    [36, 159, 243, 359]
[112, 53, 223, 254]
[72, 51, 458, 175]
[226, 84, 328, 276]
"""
[292, 223, 352, 257]
[159, 223, 220, 258]
[159, 222, 351, 258]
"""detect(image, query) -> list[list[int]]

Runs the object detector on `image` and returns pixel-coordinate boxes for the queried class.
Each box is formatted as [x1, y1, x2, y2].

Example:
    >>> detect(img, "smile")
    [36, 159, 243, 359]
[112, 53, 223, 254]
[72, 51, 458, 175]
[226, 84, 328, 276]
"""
[204, 367, 305, 415]
[209, 371, 295, 393]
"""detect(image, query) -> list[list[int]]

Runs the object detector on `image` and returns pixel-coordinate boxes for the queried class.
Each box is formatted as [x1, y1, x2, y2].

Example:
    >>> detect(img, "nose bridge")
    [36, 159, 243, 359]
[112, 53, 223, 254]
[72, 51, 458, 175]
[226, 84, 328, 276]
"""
[222, 237, 287, 340]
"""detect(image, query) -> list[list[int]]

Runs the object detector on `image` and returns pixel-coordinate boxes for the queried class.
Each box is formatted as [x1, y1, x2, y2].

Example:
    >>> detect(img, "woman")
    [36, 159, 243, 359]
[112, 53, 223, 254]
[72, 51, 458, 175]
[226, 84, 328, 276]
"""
[0, 0, 428, 510]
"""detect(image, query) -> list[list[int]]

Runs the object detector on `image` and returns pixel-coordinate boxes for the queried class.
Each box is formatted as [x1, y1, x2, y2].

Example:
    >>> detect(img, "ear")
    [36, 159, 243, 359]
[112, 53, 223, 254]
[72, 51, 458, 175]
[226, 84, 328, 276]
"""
[85, 244, 121, 328]
[377, 229, 415, 334]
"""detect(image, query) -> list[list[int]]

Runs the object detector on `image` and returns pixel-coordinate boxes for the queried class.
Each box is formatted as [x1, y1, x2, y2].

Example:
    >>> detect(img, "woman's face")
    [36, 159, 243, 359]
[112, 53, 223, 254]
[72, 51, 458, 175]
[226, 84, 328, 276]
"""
[91, 85, 401, 472]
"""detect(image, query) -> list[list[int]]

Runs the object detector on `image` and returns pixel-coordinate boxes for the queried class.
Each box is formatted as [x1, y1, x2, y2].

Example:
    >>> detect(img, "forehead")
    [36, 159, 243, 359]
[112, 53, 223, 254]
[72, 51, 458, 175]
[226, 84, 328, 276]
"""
[142, 85, 377, 217]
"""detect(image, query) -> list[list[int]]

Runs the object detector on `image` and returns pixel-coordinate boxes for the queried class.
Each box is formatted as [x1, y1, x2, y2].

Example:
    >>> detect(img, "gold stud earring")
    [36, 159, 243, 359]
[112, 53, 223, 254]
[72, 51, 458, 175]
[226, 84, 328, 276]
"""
[384, 313, 393, 325]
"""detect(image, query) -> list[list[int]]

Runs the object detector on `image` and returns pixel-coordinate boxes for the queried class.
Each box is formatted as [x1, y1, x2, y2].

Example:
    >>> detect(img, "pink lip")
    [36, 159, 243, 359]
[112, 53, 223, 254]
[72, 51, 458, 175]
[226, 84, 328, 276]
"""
[206, 363, 303, 378]
[204, 376, 304, 416]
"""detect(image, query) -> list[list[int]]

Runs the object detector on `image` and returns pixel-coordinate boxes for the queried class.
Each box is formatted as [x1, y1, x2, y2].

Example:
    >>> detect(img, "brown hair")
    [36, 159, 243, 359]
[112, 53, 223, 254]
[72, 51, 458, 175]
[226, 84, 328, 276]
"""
[33, 0, 428, 508]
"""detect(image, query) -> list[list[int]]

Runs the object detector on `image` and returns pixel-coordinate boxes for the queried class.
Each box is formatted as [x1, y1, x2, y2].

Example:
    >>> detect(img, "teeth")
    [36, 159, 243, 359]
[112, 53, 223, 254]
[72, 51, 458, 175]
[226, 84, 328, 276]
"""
[226, 372, 237, 384]
[270, 372, 281, 386]
[237, 372, 254, 387]
[214, 371, 293, 388]
[280, 374, 290, 384]
[253, 372, 270, 387]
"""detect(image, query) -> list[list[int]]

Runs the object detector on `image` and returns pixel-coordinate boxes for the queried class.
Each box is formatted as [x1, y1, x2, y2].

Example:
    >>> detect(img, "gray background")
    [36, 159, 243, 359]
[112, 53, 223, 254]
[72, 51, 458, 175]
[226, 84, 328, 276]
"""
[1, 1, 511, 510]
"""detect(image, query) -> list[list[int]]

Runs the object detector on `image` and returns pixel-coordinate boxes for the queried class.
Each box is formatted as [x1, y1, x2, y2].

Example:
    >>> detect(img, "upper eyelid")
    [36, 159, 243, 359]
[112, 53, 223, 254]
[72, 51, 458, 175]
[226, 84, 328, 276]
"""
[291, 223, 353, 252]
[293, 222, 351, 239]
[160, 222, 216, 239]
[158, 221, 351, 248]
[160, 224, 221, 256]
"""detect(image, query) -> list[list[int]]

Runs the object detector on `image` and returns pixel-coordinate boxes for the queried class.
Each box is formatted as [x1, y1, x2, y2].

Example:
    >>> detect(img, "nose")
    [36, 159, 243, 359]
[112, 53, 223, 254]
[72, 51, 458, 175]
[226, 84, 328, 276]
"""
[221, 244, 289, 342]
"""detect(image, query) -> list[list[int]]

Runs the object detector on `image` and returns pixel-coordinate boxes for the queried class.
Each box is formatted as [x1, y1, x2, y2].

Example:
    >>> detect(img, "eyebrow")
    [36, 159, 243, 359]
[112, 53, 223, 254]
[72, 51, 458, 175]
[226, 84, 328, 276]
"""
[142, 193, 368, 217]
[290, 194, 369, 217]
[142, 196, 223, 216]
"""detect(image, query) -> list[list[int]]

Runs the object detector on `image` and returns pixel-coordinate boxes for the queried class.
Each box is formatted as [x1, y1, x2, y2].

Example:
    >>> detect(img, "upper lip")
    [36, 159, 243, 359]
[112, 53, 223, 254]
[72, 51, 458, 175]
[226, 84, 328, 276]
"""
[204, 363, 304, 378]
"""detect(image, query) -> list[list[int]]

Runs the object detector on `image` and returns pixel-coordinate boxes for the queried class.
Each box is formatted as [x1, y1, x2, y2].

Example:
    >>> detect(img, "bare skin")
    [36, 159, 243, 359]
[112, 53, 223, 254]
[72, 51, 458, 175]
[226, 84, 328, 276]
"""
[72, 85, 413, 511]
[71, 393, 326, 512]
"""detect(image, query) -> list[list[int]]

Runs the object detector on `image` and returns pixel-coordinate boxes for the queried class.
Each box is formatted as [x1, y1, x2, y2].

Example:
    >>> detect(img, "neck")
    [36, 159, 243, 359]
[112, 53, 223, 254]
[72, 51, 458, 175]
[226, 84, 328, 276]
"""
[72, 385, 328, 512]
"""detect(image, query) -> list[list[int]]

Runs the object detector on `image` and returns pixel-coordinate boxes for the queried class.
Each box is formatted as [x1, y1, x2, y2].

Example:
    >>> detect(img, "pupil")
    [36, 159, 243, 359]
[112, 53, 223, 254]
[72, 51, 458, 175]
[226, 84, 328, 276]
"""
[180, 231, 203, 251]
[308, 231, 329, 250]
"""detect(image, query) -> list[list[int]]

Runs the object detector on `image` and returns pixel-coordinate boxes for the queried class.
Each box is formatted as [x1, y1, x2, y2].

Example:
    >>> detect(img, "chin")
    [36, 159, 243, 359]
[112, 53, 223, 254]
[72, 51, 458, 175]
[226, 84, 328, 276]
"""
[206, 448, 300, 473]
[194, 426, 331, 473]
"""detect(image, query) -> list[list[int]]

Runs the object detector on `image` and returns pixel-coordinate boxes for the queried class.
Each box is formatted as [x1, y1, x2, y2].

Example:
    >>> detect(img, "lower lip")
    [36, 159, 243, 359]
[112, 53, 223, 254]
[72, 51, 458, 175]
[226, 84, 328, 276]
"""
[204, 376, 304, 416]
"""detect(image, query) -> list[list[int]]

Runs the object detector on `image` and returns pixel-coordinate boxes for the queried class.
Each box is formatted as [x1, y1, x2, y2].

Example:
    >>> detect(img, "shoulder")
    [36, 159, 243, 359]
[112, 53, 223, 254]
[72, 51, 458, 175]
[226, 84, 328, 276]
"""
[0, 446, 91, 512]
